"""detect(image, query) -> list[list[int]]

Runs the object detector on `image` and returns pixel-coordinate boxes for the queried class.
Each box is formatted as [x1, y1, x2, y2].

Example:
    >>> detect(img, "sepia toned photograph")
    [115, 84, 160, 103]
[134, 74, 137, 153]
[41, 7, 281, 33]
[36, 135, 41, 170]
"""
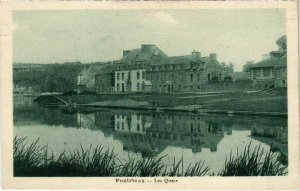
[1, 1, 299, 190]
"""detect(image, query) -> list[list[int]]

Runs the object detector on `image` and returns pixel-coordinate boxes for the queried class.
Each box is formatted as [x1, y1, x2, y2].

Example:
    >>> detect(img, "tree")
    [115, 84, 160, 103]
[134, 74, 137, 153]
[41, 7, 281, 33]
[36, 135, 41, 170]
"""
[243, 61, 254, 72]
[276, 35, 287, 51]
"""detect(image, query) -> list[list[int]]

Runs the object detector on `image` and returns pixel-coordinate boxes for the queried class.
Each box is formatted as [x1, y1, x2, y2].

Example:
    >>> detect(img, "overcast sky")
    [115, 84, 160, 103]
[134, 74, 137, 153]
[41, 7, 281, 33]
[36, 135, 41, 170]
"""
[13, 9, 285, 71]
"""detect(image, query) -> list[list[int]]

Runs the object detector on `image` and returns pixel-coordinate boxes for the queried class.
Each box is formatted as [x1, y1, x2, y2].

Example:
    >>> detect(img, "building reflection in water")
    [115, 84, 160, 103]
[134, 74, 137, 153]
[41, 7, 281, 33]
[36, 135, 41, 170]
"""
[76, 110, 232, 157]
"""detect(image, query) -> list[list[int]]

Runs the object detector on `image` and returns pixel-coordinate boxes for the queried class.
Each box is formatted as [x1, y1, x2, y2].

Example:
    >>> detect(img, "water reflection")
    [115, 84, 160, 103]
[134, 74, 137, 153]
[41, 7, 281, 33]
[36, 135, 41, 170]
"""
[14, 96, 288, 161]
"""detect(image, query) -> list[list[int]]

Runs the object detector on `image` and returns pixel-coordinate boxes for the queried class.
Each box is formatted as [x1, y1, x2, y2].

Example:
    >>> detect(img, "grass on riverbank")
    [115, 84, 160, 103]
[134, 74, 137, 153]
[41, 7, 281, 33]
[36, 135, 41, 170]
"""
[219, 144, 287, 176]
[14, 137, 287, 177]
[37, 88, 287, 113]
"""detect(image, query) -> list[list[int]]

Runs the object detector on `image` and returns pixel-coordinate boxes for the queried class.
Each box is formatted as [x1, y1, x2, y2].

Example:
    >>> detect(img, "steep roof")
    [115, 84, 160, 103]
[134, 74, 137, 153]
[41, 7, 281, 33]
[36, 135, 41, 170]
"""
[115, 45, 169, 65]
[78, 75, 93, 86]
[169, 55, 193, 64]
[89, 63, 112, 75]
[250, 56, 287, 69]
[78, 62, 111, 76]
[95, 65, 113, 75]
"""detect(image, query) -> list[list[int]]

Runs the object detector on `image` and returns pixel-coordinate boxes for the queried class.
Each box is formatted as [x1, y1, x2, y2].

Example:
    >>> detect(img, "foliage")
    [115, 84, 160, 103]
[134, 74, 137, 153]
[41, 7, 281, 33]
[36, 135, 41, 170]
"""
[42, 63, 84, 92]
[276, 35, 287, 51]
[13, 62, 85, 93]
[243, 61, 255, 72]
[13, 68, 47, 92]
[14, 137, 287, 177]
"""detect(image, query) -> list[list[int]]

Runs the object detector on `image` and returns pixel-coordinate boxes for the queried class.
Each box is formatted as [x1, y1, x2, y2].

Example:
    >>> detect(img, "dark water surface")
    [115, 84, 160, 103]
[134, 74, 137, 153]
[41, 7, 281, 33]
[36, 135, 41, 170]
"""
[13, 95, 288, 173]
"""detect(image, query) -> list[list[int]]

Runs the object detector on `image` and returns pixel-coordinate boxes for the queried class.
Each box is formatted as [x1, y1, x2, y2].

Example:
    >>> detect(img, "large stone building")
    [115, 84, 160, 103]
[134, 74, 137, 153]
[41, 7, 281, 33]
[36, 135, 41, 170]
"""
[94, 44, 234, 94]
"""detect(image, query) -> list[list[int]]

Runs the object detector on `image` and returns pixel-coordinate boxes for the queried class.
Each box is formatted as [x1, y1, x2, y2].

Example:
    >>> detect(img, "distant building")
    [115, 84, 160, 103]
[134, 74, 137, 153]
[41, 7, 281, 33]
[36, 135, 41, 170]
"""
[249, 51, 287, 89]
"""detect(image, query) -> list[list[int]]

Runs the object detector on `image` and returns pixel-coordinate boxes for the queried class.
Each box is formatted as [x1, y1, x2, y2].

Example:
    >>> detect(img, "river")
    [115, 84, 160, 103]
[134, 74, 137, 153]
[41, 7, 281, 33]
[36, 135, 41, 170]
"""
[13, 95, 288, 174]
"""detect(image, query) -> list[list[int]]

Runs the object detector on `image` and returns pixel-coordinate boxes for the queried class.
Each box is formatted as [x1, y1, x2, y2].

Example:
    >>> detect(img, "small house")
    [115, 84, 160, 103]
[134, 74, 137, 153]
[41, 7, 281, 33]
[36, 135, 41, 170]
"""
[77, 62, 112, 93]
[249, 52, 287, 90]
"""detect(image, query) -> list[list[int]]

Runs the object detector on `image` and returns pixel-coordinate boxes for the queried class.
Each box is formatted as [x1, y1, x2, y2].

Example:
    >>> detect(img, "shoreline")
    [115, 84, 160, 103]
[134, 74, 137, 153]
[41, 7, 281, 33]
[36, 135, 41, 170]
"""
[73, 103, 287, 117]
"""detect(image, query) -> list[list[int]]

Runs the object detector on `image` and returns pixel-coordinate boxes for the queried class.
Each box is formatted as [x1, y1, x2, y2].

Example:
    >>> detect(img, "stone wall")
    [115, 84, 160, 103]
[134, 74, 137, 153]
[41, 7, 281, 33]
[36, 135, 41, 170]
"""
[198, 81, 255, 92]
[95, 73, 114, 94]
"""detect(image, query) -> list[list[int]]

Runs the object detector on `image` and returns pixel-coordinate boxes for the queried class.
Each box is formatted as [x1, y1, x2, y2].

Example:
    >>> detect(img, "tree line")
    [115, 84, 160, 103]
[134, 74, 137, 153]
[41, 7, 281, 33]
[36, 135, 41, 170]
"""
[13, 62, 85, 93]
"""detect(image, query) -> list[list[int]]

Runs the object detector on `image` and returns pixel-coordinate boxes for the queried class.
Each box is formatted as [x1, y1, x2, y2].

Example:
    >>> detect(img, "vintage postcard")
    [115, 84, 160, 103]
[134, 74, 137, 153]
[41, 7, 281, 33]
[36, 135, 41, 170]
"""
[0, 1, 299, 190]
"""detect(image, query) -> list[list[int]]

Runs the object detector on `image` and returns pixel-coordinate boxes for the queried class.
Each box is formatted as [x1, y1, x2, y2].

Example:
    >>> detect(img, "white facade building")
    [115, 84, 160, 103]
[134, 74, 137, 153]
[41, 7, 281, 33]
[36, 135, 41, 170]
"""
[114, 69, 146, 93]
[114, 114, 151, 134]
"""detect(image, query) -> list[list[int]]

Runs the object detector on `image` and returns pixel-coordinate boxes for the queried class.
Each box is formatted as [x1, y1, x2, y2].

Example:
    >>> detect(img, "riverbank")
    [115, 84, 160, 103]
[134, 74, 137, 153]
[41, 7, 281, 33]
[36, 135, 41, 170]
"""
[35, 88, 287, 116]
[14, 137, 287, 177]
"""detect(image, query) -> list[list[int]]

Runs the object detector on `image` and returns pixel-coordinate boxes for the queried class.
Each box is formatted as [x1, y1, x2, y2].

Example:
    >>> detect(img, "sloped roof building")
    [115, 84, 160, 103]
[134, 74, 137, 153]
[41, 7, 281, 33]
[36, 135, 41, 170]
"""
[249, 51, 287, 89]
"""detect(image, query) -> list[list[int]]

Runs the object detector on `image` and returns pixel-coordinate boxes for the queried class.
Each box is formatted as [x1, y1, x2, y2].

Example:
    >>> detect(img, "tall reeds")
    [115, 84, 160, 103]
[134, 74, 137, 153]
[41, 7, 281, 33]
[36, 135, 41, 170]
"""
[219, 143, 287, 176]
[13, 137, 287, 177]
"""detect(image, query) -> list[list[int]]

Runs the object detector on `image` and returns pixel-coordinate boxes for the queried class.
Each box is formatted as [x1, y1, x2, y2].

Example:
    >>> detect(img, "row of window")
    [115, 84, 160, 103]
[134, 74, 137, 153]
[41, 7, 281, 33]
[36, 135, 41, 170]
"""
[149, 63, 203, 71]
[116, 82, 141, 92]
[116, 71, 146, 80]
[156, 84, 206, 91]
[149, 73, 208, 82]
[116, 121, 145, 132]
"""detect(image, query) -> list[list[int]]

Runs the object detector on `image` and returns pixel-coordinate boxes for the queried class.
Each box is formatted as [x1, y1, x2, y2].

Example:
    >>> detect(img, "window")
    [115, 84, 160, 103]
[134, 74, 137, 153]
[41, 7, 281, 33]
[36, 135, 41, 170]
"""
[171, 73, 174, 79]
[117, 122, 120, 129]
[137, 71, 140, 79]
[137, 124, 140, 131]
[282, 80, 286, 87]
[121, 122, 124, 130]
[190, 73, 193, 81]
[137, 83, 140, 91]
[191, 86, 193, 90]
[178, 84, 181, 90]
[198, 86, 200, 89]
[128, 72, 131, 79]
[117, 83, 120, 92]
[208, 74, 211, 81]
[117, 73, 120, 80]
[122, 83, 125, 92]
[121, 72, 124, 80]
[142, 71, 146, 79]
[263, 69, 270, 76]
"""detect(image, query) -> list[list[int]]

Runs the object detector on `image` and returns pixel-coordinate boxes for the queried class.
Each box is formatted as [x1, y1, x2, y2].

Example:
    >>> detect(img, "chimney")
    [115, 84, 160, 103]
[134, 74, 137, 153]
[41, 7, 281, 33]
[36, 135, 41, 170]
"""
[210, 53, 217, 61]
[192, 50, 201, 59]
[123, 50, 130, 57]
[262, 54, 269, 60]
[141, 44, 154, 52]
